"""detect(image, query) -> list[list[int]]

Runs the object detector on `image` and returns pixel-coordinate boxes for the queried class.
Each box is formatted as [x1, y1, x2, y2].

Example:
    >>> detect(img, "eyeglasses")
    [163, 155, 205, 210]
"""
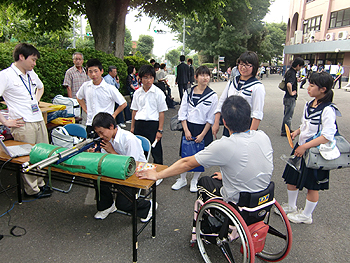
[238, 63, 253, 68]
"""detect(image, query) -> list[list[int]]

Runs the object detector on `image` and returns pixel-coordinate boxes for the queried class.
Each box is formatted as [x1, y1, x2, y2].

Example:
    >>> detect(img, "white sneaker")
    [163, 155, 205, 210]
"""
[274, 202, 297, 215]
[171, 178, 187, 190]
[287, 209, 313, 224]
[141, 200, 158, 223]
[156, 179, 163, 186]
[190, 179, 198, 192]
[125, 120, 132, 124]
[118, 123, 126, 128]
[94, 202, 117, 220]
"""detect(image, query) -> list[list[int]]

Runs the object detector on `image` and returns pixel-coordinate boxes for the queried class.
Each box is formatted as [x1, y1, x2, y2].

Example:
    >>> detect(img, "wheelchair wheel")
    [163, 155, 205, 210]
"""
[196, 199, 255, 263]
[256, 200, 292, 262]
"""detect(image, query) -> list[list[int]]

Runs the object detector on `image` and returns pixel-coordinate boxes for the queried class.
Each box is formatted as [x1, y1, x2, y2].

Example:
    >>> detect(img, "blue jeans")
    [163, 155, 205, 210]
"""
[281, 97, 296, 134]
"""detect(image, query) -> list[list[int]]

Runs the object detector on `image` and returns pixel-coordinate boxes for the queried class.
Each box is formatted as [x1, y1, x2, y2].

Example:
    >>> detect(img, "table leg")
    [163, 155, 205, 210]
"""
[132, 187, 137, 263]
[17, 168, 22, 204]
[152, 184, 156, 238]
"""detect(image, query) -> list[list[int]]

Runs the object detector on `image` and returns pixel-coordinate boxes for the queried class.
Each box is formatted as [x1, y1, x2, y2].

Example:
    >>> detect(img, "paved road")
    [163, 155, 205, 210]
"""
[0, 74, 349, 262]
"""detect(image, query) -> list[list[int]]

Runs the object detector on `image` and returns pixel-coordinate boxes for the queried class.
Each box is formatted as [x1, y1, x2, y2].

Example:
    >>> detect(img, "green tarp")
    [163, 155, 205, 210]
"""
[30, 143, 136, 180]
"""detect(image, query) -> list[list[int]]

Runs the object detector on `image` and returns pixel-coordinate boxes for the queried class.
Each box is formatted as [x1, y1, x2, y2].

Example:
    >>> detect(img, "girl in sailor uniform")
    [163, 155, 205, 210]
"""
[212, 51, 265, 138]
[171, 66, 218, 192]
[279, 71, 340, 224]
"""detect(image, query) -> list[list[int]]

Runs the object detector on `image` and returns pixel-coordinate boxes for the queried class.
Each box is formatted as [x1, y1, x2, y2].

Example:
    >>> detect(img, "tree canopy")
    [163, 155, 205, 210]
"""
[180, 0, 272, 67]
[0, 0, 233, 59]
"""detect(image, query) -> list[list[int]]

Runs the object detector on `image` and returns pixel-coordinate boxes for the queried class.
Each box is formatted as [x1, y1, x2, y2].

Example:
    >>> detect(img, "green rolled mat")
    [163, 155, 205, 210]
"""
[29, 143, 136, 180]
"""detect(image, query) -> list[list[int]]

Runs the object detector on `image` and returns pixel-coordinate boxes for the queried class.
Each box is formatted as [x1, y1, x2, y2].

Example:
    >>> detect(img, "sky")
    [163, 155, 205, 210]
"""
[125, 0, 290, 59]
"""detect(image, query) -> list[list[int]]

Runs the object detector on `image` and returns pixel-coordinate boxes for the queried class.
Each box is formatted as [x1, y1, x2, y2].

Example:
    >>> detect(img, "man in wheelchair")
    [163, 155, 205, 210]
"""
[138, 96, 294, 262]
[137, 95, 273, 206]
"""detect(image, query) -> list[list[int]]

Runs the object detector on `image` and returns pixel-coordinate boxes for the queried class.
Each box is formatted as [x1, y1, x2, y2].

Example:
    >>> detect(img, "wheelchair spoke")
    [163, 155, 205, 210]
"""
[220, 242, 236, 263]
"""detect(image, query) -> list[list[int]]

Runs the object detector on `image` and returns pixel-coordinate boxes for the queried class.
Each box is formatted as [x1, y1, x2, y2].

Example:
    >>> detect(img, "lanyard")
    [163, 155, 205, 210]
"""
[19, 74, 33, 100]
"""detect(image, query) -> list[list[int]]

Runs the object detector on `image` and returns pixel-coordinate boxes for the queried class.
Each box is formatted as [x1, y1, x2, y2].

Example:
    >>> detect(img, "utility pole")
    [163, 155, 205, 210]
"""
[182, 18, 185, 55]
[73, 19, 76, 48]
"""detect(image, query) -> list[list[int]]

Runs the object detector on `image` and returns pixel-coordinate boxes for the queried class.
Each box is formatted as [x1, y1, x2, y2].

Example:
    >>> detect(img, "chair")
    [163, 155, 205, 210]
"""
[192, 182, 293, 263]
[135, 135, 151, 162]
[135, 135, 162, 198]
[51, 123, 87, 193]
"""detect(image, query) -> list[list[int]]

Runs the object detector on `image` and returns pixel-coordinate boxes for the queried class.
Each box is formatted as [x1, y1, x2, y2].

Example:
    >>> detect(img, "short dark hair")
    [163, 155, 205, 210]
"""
[138, 65, 156, 79]
[154, 63, 160, 69]
[86, 58, 103, 71]
[180, 55, 185, 62]
[195, 66, 210, 77]
[108, 65, 117, 72]
[292, 57, 304, 68]
[127, 65, 135, 75]
[221, 96, 251, 133]
[308, 72, 334, 104]
[187, 58, 193, 64]
[150, 59, 156, 64]
[160, 63, 166, 70]
[92, 112, 116, 130]
[237, 51, 259, 77]
[13, 43, 40, 61]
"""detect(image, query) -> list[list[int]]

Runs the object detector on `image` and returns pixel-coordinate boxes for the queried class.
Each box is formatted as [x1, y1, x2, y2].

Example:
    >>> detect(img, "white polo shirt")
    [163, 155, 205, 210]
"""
[130, 84, 168, 121]
[0, 64, 44, 122]
[76, 79, 126, 125]
[101, 128, 147, 162]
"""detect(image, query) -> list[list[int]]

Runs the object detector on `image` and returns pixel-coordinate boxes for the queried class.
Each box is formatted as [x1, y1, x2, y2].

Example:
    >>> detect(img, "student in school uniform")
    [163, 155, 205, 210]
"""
[130, 65, 168, 166]
[171, 66, 218, 192]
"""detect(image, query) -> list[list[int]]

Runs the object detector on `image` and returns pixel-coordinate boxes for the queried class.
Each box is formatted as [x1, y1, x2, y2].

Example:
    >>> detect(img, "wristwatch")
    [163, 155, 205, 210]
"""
[157, 129, 163, 134]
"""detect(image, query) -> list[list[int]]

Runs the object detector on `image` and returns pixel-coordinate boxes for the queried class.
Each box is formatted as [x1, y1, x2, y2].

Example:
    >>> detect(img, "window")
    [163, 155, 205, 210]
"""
[303, 15, 322, 33]
[306, 0, 315, 3]
[329, 8, 350, 28]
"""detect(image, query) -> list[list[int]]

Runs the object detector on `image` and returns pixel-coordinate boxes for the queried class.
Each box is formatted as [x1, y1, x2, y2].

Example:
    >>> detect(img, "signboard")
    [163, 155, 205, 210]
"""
[219, 56, 225, 62]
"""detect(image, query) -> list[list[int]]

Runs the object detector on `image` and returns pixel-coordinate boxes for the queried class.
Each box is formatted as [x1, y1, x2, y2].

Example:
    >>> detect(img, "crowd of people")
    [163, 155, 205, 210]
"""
[0, 43, 343, 229]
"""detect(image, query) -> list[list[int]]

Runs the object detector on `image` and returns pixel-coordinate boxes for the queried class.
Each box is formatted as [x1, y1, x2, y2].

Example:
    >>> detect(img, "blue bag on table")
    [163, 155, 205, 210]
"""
[181, 136, 205, 172]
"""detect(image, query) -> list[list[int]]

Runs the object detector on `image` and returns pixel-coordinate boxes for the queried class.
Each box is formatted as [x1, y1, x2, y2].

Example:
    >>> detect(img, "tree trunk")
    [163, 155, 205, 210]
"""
[85, 0, 130, 59]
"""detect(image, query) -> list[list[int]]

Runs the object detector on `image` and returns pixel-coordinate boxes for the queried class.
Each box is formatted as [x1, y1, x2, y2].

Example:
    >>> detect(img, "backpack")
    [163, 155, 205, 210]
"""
[51, 126, 84, 148]
[52, 95, 80, 117]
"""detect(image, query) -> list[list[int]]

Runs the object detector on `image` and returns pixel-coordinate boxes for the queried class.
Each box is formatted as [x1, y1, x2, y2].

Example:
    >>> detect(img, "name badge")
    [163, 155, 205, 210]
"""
[31, 104, 39, 113]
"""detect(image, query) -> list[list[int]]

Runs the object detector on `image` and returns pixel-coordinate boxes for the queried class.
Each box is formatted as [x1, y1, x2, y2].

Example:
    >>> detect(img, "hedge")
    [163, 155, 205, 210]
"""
[0, 43, 149, 103]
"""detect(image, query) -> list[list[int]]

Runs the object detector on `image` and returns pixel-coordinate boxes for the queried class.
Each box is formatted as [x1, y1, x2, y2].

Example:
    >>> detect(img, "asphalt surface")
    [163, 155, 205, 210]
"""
[0, 74, 349, 262]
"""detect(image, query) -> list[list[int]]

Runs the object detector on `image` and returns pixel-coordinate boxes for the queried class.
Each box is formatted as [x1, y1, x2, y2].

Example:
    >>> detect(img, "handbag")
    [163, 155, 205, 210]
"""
[278, 79, 286, 91]
[304, 104, 350, 170]
[181, 136, 204, 172]
[304, 133, 350, 170]
[170, 115, 183, 131]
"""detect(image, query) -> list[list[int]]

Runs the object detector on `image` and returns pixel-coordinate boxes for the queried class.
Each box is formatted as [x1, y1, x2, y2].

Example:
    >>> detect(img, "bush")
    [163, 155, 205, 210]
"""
[0, 43, 129, 102]
[124, 53, 150, 71]
[202, 63, 217, 69]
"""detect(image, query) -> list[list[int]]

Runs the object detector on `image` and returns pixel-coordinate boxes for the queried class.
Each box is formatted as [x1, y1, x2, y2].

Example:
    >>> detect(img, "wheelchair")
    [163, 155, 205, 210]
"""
[191, 182, 292, 263]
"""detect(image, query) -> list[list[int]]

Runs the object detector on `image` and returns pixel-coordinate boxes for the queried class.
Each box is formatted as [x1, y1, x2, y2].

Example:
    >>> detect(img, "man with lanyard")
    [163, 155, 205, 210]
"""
[0, 43, 51, 198]
[281, 57, 304, 137]
[333, 62, 344, 89]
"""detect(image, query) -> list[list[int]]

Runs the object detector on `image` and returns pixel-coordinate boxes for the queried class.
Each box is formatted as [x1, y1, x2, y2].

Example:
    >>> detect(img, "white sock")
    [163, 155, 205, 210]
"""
[192, 172, 201, 182]
[303, 199, 318, 217]
[180, 172, 187, 181]
[287, 190, 298, 209]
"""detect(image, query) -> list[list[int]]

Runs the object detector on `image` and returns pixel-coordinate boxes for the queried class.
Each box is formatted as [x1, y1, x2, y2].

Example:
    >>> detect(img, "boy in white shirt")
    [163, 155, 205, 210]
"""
[91, 112, 155, 221]
[76, 58, 127, 138]
[130, 65, 168, 165]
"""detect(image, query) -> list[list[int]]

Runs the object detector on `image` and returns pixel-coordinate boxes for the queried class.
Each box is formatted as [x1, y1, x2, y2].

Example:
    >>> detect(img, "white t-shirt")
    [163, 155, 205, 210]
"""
[0, 64, 44, 122]
[131, 84, 168, 121]
[76, 79, 126, 125]
[101, 128, 146, 162]
[195, 130, 273, 203]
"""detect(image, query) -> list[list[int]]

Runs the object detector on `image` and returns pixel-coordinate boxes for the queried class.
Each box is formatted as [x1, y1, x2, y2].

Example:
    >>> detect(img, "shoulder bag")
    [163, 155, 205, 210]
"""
[304, 105, 350, 170]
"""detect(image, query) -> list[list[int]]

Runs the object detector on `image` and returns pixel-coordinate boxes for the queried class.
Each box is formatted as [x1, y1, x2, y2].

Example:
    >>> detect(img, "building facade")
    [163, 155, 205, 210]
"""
[284, 0, 350, 80]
